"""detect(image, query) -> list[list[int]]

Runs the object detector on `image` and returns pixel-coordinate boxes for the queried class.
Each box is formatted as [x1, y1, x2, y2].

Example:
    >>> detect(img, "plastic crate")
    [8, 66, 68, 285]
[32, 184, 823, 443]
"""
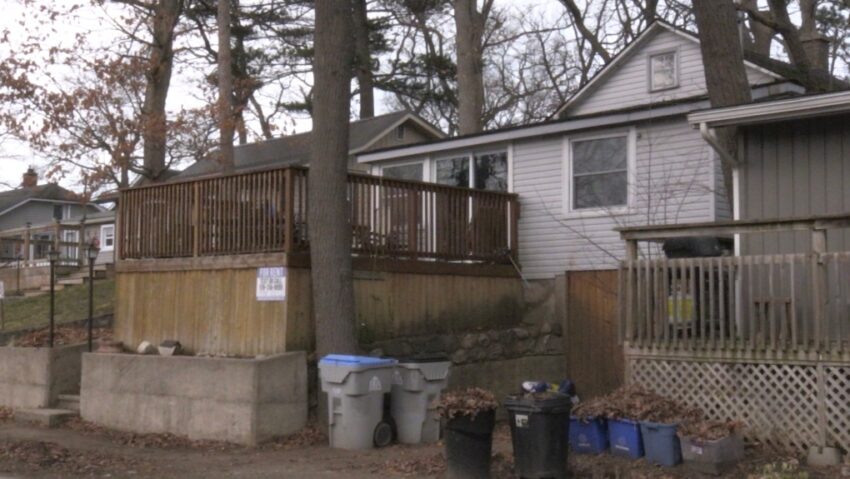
[569, 417, 608, 454]
[680, 433, 744, 475]
[640, 422, 682, 466]
[608, 418, 643, 459]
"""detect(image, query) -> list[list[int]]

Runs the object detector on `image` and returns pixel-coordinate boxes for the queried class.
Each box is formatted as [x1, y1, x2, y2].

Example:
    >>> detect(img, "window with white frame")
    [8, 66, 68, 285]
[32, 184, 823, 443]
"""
[100, 225, 115, 252]
[649, 51, 678, 91]
[570, 135, 629, 210]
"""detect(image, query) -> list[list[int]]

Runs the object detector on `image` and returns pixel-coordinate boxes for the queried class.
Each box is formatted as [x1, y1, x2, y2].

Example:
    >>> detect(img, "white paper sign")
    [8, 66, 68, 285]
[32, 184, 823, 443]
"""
[256, 267, 286, 301]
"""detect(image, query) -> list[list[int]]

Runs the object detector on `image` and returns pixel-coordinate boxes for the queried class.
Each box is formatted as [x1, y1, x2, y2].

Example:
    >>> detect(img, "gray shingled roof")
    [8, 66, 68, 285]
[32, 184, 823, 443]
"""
[177, 111, 417, 180]
[0, 183, 80, 215]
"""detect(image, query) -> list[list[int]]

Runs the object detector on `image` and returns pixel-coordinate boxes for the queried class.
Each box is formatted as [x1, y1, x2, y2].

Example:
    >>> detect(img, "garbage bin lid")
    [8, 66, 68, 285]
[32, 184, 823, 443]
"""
[319, 354, 397, 367]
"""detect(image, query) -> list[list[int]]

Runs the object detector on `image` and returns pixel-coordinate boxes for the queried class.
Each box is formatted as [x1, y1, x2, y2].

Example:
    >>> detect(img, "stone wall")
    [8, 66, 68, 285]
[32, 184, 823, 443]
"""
[81, 351, 308, 445]
[0, 344, 86, 409]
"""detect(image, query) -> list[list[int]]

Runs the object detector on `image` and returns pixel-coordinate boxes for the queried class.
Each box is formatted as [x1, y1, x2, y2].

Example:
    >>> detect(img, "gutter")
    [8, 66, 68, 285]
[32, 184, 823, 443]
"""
[698, 122, 738, 167]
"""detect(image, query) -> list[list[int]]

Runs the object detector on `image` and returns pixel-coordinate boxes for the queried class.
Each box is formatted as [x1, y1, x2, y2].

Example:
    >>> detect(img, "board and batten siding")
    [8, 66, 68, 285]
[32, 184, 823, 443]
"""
[740, 115, 850, 255]
[514, 117, 718, 278]
[567, 29, 777, 117]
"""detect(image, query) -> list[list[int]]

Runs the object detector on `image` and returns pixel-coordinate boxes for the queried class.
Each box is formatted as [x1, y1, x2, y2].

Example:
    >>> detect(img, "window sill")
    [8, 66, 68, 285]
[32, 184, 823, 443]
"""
[562, 206, 630, 220]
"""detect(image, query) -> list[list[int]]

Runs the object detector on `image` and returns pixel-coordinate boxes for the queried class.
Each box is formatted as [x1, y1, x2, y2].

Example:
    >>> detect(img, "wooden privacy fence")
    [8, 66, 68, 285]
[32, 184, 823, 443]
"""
[618, 214, 850, 354]
[119, 166, 519, 264]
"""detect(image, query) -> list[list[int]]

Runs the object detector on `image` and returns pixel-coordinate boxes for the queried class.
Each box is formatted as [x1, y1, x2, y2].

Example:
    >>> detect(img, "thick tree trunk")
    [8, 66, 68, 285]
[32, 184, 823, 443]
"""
[308, 0, 357, 357]
[141, 0, 182, 181]
[217, 0, 235, 172]
[352, 0, 374, 119]
[453, 0, 488, 135]
[693, 0, 752, 206]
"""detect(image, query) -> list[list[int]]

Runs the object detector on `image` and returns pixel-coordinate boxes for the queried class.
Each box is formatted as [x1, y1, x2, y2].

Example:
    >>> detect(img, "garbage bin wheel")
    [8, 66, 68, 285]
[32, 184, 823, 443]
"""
[373, 421, 394, 448]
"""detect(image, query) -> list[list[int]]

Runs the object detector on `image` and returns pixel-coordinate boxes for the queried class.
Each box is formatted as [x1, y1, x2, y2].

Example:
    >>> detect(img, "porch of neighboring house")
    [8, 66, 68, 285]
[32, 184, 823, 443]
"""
[618, 214, 850, 454]
[115, 166, 524, 357]
[0, 222, 109, 295]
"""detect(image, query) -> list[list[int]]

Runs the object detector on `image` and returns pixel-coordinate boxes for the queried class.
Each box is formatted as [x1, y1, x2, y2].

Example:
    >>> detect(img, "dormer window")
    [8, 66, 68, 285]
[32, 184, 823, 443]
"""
[649, 51, 678, 91]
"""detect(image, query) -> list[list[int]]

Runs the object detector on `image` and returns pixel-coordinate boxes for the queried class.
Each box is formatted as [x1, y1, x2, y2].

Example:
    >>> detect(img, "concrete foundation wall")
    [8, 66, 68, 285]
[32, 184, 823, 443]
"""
[0, 344, 86, 409]
[0, 265, 77, 293]
[81, 351, 308, 445]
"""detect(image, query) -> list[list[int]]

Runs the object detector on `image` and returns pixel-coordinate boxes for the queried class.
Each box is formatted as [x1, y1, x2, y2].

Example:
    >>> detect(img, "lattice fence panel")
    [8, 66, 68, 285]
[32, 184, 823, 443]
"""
[630, 358, 829, 453]
[825, 366, 850, 451]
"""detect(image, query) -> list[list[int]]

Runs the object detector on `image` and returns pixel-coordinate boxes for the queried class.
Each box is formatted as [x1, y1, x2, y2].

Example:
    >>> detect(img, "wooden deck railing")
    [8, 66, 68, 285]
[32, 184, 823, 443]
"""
[118, 166, 519, 264]
[618, 214, 850, 354]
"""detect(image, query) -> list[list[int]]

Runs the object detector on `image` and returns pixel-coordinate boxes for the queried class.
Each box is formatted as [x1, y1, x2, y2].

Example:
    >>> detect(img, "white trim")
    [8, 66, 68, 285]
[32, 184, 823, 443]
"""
[732, 167, 741, 257]
[688, 90, 850, 127]
[350, 113, 446, 154]
[506, 143, 514, 193]
[708, 146, 717, 221]
[552, 21, 782, 118]
[561, 127, 636, 218]
[359, 100, 706, 163]
[378, 159, 428, 182]
[100, 224, 115, 252]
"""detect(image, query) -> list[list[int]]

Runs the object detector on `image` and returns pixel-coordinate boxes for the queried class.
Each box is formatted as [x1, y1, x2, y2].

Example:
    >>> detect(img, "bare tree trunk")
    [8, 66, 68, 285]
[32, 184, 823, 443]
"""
[309, 0, 357, 357]
[352, 0, 374, 119]
[693, 0, 752, 206]
[217, 0, 235, 172]
[141, 0, 182, 181]
[741, 0, 774, 56]
[453, 0, 491, 135]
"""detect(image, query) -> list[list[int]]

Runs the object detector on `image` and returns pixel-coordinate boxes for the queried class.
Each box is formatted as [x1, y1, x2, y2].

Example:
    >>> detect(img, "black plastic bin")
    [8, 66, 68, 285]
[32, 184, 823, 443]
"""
[504, 393, 572, 479]
[445, 409, 496, 479]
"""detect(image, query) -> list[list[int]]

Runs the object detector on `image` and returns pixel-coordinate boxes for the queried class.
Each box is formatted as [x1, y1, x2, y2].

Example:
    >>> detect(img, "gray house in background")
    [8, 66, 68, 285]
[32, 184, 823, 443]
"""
[0, 168, 101, 261]
[174, 110, 445, 181]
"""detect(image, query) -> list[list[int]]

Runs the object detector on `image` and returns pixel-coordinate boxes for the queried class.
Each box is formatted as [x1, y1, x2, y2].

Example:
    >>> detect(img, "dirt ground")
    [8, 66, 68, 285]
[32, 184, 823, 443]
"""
[0, 418, 843, 479]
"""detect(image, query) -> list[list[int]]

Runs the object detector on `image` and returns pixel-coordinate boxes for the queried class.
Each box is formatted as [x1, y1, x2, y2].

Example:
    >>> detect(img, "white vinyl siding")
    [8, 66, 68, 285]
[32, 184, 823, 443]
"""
[569, 29, 777, 116]
[514, 118, 717, 278]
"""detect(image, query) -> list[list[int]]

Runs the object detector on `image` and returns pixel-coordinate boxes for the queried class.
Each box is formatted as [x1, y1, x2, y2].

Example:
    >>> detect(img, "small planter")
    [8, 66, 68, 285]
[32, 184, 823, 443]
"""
[607, 418, 643, 459]
[569, 416, 608, 454]
[445, 410, 496, 479]
[680, 433, 744, 475]
[640, 421, 681, 466]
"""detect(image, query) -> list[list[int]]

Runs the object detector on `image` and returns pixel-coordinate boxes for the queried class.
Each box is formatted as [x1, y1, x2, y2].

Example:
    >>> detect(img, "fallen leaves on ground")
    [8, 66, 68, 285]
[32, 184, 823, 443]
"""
[679, 418, 744, 441]
[262, 424, 327, 450]
[0, 439, 143, 475]
[0, 407, 13, 421]
[379, 452, 446, 476]
[572, 384, 701, 424]
[11, 325, 113, 348]
[62, 417, 238, 452]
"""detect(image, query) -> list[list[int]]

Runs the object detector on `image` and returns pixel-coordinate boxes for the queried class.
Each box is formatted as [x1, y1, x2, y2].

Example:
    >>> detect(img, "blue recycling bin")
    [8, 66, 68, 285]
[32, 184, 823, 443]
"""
[608, 418, 644, 459]
[569, 416, 609, 454]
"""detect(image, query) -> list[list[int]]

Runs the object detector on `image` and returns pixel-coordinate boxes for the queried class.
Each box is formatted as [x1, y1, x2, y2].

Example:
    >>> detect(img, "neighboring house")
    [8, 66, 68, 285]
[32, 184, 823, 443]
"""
[356, 21, 838, 280]
[0, 168, 101, 260]
[67, 209, 116, 265]
[175, 111, 445, 180]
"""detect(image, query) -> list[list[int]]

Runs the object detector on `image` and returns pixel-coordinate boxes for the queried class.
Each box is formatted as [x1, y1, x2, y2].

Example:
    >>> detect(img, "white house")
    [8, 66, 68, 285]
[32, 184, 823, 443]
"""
[357, 21, 811, 280]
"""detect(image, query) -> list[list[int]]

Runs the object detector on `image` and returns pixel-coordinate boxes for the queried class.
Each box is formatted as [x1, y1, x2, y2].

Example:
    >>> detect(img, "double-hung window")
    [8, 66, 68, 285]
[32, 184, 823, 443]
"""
[382, 162, 424, 182]
[569, 134, 630, 211]
[649, 51, 678, 91]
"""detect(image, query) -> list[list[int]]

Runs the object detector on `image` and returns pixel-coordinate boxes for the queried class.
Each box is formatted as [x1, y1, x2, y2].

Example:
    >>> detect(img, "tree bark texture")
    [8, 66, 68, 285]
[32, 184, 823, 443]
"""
[217, 0, 235, 172]
[453, 0, 490, 135]
[308, 0, 358, 357]
[141, 0, 182, 181]
[352, 0, 374, 119]
[693, 0, 752, 206]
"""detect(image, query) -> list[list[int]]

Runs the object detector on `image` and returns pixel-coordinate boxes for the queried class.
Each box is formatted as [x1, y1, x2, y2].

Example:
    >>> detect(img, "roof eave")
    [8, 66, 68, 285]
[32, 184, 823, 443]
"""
[688, 90, 850, 128]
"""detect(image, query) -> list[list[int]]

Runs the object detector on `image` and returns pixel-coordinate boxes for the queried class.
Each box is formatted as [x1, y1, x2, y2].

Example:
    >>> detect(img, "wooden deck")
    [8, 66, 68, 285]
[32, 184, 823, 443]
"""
[118, 166, 519, 264]
[618, 214, 850, 357]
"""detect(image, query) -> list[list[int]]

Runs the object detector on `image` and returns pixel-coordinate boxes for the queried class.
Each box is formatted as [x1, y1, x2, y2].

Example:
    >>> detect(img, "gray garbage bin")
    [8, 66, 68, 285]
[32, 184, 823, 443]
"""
[390, 358, 451, 444]
[319, 354, 397, 450]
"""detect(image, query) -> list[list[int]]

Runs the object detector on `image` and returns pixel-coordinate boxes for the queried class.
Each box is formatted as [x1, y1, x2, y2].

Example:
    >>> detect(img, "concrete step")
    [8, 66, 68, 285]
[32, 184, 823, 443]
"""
[23, 290, 47, 298]
[55, 394, 80, 413]
[58, 278, 86, 286]
[14, 408, 78, 428]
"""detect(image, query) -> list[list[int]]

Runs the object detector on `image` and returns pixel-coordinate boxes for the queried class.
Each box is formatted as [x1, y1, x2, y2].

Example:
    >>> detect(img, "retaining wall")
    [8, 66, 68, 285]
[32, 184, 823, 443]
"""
[0, 344, 86, 408]
[81, 351, 308, 445]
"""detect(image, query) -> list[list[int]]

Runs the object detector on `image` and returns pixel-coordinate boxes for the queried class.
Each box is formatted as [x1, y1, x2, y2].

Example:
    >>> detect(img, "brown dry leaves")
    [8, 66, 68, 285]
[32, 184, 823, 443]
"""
[437, 387, 498, 419]
[262, 424, 328, 450]
[0, 439, 143, 475]
[11, 325, 113, 348]
[62, 417, 237, 452]
[679, 419, 744, 441]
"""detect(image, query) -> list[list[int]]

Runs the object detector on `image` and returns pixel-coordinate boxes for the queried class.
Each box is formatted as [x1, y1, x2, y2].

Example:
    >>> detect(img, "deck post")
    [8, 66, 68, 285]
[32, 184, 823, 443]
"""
[509, 199, 519, 263]
[23, 222, 31, 262]
[192, 183, 200, 257]
[407, 189, 418, 258]
[811, 228, 827, 351]
[625, 239, 638, 261]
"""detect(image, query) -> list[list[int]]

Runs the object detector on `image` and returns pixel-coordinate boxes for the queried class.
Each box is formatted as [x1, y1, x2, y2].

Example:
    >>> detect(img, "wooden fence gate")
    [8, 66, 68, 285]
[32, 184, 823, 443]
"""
[564, 269, 624, 398]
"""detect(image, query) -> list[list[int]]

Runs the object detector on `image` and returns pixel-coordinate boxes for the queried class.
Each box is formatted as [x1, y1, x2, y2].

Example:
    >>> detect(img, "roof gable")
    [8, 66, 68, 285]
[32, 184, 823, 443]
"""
[0, 183, 81, 217]
[556, 21, 782, 118]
